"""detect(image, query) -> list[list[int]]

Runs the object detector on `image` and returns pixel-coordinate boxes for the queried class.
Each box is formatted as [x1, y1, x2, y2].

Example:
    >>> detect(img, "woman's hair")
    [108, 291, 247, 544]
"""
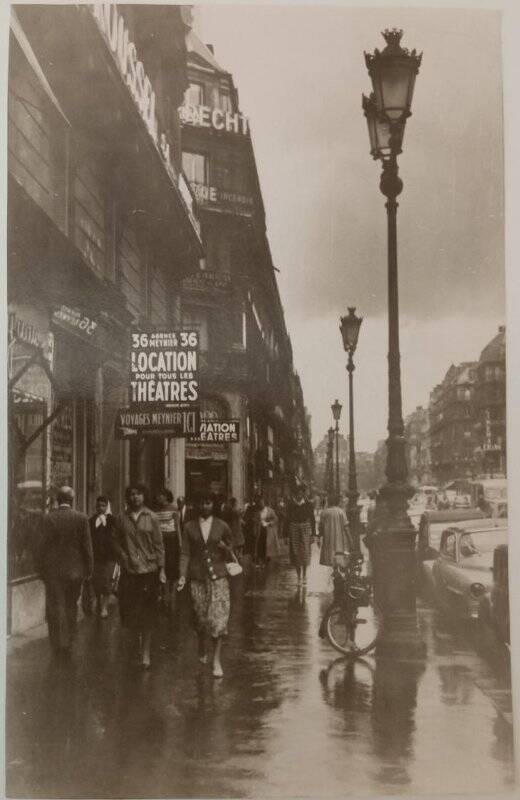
[96, 495, 109, 505]
[125, 483, 148, 503]
[156, 487, 173, 503]
[328, 493, 340, 506]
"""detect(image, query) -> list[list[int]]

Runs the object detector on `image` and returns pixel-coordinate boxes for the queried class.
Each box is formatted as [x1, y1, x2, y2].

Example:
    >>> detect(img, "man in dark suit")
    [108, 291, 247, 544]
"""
[39, 486, 93, 657]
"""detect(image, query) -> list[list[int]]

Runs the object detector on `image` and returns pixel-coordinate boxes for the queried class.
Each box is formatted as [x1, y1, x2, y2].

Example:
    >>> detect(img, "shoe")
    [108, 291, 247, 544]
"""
[212, 664, 224, 678]
[140, 660, 151, 670]
[100, 608, 108, 619]
[199, 654, 208, 664]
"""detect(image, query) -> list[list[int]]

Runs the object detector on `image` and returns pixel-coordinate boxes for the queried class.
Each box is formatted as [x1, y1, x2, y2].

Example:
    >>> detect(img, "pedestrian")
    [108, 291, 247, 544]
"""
[257, 496, 280, 562]
[154, 488, 181, 614]
[222, 497, 245, 558]
[242, 497, 260, 562]
[319, 493, 353, 568]
[38, 486, 93, 658]
[89, 495, 116, 618]
[112, 484, 166, 669]
[287, 483, 316, 585]
[177, 491, 233, 678]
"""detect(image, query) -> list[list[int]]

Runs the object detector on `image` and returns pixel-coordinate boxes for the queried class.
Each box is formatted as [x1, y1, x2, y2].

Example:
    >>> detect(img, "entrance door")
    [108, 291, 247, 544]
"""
[186, 459, 228, 499]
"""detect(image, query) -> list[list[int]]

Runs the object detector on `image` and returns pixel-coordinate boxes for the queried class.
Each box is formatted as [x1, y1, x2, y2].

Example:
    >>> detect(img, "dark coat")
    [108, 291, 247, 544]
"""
[180, 517, 232, 582]
[39, 506, 93, 581]
[89, 513, 116, 564]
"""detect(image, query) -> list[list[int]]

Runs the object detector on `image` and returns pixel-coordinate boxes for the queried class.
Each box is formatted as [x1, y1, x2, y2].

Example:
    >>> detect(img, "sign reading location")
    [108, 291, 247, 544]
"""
[129, 330, 199, 407]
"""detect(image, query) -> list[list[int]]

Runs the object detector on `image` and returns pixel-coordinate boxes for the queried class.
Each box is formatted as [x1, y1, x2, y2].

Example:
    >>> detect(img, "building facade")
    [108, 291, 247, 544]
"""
[473, 325, 506, 477]
[8, 4, 203, 633]
[429, 362, 478, 485]
[175, 34, 312, 504]
[313, 432, 375, 495]
[404, 406, 432, 487]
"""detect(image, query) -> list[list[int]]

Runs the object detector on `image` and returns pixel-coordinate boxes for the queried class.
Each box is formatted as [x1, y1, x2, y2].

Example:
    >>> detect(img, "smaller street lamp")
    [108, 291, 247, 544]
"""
[326, 426, 335, 494]
[340, 308, 363, 550]
[331, 400, 342, 499]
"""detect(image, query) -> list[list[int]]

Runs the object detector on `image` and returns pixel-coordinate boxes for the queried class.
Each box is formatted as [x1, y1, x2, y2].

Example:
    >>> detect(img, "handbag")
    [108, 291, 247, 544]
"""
[226, 550, 243, 577]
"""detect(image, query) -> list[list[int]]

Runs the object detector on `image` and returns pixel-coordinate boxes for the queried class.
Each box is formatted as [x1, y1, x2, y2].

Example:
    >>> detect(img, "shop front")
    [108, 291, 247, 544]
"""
[185, 397, 231, 500]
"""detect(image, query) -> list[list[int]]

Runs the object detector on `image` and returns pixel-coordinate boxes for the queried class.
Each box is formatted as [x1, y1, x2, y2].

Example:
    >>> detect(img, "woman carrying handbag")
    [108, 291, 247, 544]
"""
[177, 492, 237, 678]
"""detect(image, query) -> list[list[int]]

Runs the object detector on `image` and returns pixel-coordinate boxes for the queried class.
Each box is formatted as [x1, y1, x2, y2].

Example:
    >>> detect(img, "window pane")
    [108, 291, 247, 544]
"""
[186, 83, 203, 106]
[182, 151, 207, 184]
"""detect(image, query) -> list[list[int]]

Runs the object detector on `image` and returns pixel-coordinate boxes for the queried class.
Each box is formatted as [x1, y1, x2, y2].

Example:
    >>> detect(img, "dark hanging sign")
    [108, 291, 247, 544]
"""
[52, 304, 99, 341]
[114, 407, 199, 440]
[188, 419, 240, 444]
[129, 329, 199, 407]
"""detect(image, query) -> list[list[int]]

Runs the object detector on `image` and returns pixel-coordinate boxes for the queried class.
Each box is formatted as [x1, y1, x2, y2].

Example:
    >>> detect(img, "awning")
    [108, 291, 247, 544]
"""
[10, 9, 70, 126]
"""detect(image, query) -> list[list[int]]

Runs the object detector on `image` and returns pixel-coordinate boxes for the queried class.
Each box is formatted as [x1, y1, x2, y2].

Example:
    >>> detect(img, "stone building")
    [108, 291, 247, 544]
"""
[175, 33, 312, 503]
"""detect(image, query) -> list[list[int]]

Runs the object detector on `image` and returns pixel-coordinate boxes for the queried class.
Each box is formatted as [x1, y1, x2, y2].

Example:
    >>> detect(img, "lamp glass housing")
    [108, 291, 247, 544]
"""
[365, 30, 421, 125]
[340, 308, 363, 353]
[363, 93, 403, 159]
[331, 400, 342, 421]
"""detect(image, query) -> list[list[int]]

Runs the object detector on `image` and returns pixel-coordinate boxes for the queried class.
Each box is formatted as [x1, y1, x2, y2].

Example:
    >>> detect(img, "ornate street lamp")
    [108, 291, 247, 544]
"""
[340, 308, 363, 550]
[331, 400, 342, 498]
[363, 29, 425, 659]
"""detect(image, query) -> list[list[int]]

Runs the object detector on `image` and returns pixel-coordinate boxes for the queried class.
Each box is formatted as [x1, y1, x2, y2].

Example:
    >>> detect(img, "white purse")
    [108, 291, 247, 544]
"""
[225, 550, 243, 577]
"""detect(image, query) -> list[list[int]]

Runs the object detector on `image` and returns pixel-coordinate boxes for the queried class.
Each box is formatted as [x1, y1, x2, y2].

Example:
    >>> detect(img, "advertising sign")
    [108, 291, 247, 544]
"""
[52, 305, 98, 340]
[188, 419, 240, 444]
[115, 407, 199, 440]
[179, 104, 249, 135]
[130, 330, 199, 407]
[189, 182, 254, 217]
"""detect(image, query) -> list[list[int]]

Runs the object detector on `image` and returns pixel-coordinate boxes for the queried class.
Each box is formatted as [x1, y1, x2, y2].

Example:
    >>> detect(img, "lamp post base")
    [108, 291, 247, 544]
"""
[368, 482, 426, 661]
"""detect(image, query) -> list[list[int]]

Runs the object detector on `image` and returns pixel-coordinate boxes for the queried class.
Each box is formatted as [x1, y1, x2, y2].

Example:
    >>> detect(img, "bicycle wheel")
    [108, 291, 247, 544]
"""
[325, 600, 382, 657]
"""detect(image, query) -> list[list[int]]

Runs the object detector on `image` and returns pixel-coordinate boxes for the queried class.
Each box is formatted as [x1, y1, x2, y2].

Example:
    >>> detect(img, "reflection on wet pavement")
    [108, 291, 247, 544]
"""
[6, 546, 515, 798]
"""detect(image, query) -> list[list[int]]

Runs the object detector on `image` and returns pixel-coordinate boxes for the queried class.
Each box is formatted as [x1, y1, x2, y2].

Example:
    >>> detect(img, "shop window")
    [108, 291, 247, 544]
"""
[182, 151, 207, 185]
[9, 332, 54, 581]
[185, 82, 203, 107]
[219, 89, 233, 113]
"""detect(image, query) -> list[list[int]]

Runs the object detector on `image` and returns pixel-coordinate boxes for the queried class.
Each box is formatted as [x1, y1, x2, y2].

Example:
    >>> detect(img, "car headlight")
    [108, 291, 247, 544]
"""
[470, 582, 486, 598]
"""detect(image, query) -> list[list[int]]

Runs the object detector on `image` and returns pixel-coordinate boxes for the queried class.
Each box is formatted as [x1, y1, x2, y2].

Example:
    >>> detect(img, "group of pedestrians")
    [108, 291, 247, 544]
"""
[37, 481, 353, 677]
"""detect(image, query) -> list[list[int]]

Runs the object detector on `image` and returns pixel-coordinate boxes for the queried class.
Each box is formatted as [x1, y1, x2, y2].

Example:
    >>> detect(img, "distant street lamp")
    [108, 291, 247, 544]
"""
[340, 308, 363, 550]
[331, 400, 342, 498]
[363, 29, 425, 659]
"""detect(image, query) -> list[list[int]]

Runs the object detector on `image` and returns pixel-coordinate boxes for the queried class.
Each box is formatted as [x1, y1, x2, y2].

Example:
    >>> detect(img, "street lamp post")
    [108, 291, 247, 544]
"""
[326, 426, 335, 495]
[331, 400, 342, 498]
[340, 308, 363, 551]
[363, 29, 426, 659]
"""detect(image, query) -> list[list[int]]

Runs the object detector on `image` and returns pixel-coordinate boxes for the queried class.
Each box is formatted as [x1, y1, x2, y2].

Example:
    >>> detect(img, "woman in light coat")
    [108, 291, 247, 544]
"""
[319, 493, 353, 568]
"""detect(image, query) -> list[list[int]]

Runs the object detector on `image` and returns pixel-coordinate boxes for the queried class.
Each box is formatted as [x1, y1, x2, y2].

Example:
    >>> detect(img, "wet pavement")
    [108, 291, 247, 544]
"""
[6, 546, 516, 798]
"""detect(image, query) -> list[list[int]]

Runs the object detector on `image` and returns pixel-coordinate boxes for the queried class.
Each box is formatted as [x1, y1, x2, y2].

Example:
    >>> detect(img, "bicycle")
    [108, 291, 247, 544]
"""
[319, 551, 382, 657]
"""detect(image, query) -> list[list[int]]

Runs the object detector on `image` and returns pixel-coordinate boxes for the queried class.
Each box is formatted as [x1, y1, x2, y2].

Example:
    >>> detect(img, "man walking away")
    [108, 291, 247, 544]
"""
[39, 486, 93, 658]
[319, 493, 352, 569]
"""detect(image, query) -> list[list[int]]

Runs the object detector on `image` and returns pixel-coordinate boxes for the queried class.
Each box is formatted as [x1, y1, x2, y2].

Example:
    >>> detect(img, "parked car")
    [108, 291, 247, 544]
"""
[478, 544, 509, 648]
[470, 478, 508, 519]
[431, 525, 508, 622]
[417, 509, 488, 600]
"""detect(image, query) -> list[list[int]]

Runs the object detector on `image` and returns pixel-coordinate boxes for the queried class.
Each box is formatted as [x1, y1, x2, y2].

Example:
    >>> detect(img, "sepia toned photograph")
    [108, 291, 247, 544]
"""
[4, 2, 516, 798]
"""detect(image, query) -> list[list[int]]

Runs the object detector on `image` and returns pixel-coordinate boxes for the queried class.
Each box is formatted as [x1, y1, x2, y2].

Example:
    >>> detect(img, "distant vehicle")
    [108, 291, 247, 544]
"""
[478, 544, 510, 648]
[431, 525, 508, 622]
[470, 478, 508, 519]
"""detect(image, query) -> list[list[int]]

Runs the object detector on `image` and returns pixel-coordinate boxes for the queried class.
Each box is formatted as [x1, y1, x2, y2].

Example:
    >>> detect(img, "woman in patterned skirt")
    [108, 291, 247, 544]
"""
[287, 484, 316, 585]
[177, 492, 233, 678]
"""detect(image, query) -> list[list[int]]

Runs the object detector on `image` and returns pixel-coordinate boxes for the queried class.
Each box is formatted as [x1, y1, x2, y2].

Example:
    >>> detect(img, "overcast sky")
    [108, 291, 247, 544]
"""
[196, 5, 504, 451]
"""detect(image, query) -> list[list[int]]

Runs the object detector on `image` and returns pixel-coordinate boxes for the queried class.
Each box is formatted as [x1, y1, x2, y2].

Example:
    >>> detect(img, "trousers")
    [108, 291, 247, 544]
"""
[45, 577, 83, 651]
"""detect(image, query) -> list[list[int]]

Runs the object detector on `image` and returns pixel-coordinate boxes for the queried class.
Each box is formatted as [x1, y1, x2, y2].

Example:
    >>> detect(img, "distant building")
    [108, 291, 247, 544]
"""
[404, 406, 432, 487]
[429, 362, 478, 485]
[473, 325, 506, 477]
[313, 433, 375, 495]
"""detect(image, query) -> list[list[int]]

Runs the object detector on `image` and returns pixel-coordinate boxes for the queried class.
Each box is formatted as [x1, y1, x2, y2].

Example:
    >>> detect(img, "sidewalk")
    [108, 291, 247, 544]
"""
[6, 547, 516, 798]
